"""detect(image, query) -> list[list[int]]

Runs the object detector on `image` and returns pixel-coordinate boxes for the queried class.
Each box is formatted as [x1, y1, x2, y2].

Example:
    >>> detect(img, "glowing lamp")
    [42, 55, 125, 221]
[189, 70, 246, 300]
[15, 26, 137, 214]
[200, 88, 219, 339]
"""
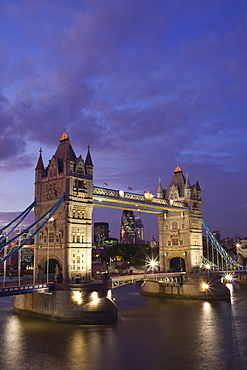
[72, 291, 82, 305]
[144, 191, 153, 202]
[91, 291, 98, 300]
[224, 274, 233, 282]
[202, 283, 209, 290]
[150, 260, 157, 268]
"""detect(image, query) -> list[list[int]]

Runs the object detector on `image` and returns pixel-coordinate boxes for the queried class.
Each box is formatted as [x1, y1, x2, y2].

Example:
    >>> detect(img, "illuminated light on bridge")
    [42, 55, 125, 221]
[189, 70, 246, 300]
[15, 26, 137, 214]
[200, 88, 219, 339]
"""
[91, 291, 98, 300]
[222, 273, 234, 283]
[72, 291, 82, 305]
[224, 274, 233, 282]
[146, 257, 159, 272]
[202, 282, 209, 290]
[144, 191, 154, 202]
[107, 290, 112, 299]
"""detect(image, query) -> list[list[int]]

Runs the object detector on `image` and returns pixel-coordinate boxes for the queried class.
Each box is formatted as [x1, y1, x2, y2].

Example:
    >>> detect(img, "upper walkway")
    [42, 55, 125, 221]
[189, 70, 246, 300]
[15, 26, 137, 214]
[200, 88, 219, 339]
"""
[93, 186, 189, 214]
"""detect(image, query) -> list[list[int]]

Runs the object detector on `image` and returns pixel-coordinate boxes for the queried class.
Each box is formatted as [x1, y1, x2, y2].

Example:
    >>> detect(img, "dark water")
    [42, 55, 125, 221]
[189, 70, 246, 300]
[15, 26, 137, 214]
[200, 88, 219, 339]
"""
[0, 283, 247, 370]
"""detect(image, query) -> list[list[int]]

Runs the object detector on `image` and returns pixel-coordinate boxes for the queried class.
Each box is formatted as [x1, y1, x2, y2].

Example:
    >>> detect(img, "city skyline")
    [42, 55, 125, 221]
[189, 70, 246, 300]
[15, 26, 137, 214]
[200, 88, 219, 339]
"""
[0, 1, 246, 239]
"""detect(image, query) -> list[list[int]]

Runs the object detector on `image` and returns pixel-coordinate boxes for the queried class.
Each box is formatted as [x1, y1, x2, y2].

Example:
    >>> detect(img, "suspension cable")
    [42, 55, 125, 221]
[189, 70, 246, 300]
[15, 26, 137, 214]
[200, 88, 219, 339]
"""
[0, 195, 65, 263]
[0, 200, 35, 243]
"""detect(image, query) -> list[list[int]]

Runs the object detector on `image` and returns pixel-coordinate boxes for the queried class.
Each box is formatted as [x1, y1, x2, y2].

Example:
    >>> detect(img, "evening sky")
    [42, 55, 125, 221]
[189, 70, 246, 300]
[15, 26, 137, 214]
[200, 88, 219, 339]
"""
[0, 0, 246, 240]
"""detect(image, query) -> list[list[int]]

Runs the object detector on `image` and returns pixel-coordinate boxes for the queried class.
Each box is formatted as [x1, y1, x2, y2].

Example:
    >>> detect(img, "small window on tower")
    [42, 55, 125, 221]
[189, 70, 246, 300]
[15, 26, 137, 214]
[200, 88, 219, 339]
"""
[172, 222, 178, 230]
[78, 180, 84, 189]
[78, 165, 83, 175]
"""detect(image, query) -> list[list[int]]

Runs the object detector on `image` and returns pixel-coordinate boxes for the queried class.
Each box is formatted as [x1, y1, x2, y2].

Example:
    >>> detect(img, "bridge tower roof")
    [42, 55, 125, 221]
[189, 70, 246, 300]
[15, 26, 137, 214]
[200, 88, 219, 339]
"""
[85, 144, 93, 166]
[35, 148, 45, 171]
[54, 131, 76, 161]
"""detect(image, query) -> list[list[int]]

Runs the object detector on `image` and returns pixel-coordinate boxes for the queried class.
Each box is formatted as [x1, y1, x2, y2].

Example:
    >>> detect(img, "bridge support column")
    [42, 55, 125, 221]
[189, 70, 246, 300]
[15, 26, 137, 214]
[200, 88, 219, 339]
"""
[14, 281, 118, 324]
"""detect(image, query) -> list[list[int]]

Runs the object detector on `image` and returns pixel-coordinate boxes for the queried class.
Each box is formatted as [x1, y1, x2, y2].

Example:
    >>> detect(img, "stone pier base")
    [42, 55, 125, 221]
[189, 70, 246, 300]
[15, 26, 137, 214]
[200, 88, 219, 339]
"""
[14, 281, 118, 324]
[141, 272, 230, 300]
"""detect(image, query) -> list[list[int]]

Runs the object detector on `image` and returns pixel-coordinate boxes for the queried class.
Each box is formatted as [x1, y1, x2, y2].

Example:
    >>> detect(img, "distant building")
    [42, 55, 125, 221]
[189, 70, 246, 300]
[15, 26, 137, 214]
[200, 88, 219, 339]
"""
[135, 216, 144, 243]
[120, 211, 145, 244]
[120, 210, 136, 244]
[0, 245, 18, 275]
[103, 238, 118, 248]
[94, 222, 109, 247]
[21, 245, 34, 271]
[150, 237, 158, 248]
[212, 231, 221, 242]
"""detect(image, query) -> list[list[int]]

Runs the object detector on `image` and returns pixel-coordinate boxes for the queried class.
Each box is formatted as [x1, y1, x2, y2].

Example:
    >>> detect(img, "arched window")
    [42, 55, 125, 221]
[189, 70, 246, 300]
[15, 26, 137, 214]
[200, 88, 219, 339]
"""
[172, 222, 178, 230]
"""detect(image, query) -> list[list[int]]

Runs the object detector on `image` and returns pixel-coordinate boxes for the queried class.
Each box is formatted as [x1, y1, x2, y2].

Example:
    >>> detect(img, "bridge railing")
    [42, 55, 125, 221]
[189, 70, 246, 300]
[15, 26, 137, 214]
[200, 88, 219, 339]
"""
[93, 187, 188, 209]
[0, 283, 54, 297]
[111, 272, 185, 288]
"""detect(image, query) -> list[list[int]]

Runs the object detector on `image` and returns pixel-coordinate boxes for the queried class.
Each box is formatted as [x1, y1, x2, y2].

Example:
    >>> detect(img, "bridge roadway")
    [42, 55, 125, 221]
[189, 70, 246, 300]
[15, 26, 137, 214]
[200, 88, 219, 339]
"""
[0, 273, 184, 296]
[111, 272, 185, 288]
[0, 283, 54, 297]
[93, 186, 189, 213]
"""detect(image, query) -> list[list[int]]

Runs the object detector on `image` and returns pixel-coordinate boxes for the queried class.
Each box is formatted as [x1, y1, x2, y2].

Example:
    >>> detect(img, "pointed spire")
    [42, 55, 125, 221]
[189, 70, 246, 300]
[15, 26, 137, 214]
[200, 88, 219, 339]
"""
[196, 176, 201, 191]
[35, 148, 45, 171]
[185, 172, 191, 189]
[157, 177, 163, 198]
[85, 144, 93, 166]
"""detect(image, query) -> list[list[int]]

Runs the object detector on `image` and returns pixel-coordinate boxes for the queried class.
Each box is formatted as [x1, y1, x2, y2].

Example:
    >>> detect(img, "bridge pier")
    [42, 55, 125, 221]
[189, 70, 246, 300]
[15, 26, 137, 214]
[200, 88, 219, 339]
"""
[14, 281, 118, 324]
[141, 272, 230, 300]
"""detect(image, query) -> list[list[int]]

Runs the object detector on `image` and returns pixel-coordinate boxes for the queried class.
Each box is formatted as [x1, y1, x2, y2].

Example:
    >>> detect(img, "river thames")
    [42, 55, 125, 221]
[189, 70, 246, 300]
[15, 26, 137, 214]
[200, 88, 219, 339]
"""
[0, 281, 247, 370]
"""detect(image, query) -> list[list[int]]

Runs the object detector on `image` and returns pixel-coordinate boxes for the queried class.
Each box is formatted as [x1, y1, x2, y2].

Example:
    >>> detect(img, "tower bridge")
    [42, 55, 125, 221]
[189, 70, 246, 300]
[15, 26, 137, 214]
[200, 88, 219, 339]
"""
[0, 132, 245, 323]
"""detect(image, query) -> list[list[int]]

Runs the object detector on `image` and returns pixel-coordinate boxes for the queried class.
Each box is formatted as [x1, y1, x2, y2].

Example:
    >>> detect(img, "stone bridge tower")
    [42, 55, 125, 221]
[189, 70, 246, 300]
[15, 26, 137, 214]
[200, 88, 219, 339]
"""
[157, 166, 203, 272]
[34, 132, 93, 284]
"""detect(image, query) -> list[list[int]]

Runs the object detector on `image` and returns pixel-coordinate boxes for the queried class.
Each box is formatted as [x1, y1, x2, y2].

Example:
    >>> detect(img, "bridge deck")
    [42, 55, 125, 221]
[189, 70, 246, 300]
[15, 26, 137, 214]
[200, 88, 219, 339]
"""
[111, 272, 185, 287]
[93, 187, 189, 213]
[0, 283, 55, 297]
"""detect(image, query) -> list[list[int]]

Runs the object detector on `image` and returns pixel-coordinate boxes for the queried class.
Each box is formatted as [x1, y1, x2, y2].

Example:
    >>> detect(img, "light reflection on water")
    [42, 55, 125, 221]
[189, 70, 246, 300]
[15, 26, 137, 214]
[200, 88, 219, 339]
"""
[1, 283, 247, 370]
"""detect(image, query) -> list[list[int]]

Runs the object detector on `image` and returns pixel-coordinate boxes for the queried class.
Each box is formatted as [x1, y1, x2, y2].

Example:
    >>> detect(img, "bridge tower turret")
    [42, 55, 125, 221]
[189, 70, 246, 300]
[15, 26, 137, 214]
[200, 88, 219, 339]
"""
[158, 166, 203, 272]
[34, 132, 93, 284]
